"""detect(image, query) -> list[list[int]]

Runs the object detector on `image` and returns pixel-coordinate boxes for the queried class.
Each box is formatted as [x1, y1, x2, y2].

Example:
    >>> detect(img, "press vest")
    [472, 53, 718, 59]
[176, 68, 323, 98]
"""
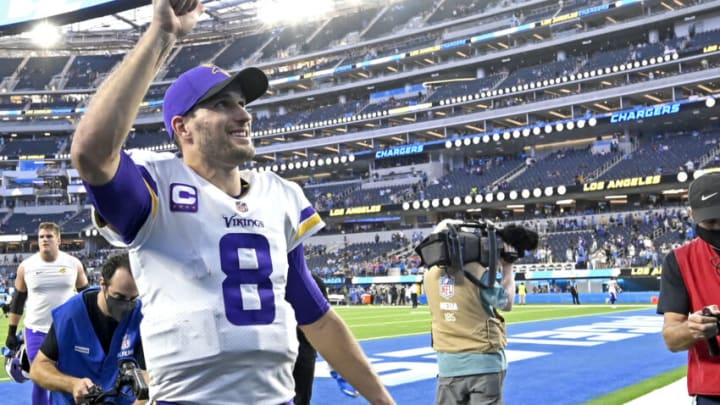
[50, 288, 143, 405]
[674, 239, 720, 396]
[424, 265, 507, 354]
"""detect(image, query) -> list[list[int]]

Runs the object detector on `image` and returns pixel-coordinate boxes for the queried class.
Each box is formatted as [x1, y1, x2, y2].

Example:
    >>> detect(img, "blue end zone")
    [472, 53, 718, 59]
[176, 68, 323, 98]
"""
[311, 308, 685, 404]
[0, 309, 685, 405]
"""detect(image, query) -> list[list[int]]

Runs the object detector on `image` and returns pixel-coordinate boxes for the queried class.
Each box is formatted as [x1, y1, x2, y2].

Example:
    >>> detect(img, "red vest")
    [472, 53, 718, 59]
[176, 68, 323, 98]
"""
[674, 239, 720, 395]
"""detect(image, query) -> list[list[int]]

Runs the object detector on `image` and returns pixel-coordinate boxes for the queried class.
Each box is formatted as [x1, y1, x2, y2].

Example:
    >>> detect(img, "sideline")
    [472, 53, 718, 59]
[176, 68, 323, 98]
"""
[624, 377, 689, 404]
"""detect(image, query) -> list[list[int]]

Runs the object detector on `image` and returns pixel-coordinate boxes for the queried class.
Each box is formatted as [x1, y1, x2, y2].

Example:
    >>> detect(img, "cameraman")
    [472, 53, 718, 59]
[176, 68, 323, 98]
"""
[421, 219, 536, 404]
[29, 252, 147, 405]
[658, 171, 720, 403]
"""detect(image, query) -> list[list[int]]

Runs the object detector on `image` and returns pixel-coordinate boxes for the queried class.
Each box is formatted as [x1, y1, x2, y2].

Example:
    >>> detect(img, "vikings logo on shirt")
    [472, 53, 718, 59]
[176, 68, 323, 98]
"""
[440, 275, 455, 299]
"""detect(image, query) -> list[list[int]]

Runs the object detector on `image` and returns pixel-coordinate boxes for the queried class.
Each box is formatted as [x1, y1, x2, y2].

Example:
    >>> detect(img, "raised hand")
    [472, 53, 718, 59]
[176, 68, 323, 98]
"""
[152, 0, 204, 38]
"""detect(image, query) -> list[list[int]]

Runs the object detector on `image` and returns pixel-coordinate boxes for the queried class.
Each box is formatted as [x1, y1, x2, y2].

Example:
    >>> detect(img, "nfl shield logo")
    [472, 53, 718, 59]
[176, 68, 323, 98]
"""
[236, 201, 248, 212]
[440, 275, 455, 298]
[121, 334, 131, 350]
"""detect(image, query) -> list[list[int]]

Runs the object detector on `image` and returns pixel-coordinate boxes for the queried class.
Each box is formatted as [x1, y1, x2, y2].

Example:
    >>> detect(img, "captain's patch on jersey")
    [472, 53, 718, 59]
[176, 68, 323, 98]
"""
[170, 183, 198, 212]
[440, 275, 455, 298]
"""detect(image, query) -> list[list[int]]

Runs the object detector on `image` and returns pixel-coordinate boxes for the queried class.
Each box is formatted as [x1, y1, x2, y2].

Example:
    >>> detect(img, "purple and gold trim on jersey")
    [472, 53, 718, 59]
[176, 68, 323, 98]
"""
[295, 206, 323, 242]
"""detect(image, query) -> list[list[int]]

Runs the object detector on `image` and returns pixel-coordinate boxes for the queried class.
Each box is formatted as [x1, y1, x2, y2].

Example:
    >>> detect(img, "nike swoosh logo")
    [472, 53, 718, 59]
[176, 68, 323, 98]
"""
[701, 192, 718, 201]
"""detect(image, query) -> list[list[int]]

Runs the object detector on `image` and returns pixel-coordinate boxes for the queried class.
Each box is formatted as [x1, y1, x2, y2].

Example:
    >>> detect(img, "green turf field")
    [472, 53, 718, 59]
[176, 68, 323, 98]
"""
[0, 304, 685, 403]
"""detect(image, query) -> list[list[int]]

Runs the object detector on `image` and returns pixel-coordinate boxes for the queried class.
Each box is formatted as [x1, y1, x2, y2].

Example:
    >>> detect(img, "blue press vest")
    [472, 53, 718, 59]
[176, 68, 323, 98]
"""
[50, 288, 143, 405]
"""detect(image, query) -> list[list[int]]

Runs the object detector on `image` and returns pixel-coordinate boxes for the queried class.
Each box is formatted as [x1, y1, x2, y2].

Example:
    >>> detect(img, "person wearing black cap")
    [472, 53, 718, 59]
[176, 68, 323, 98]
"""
[70, 1, 395, 404]
[658, 169, 720, 403]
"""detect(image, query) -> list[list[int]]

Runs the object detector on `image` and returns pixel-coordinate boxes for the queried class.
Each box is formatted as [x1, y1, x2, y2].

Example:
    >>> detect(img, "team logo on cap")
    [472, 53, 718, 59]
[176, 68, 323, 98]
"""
[203, 64, 230, 77]
[440, 275, 455, 298]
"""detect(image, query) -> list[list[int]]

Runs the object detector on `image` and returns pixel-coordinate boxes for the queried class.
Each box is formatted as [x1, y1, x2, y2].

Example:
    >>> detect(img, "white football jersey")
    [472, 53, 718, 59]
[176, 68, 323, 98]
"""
[22, 251, 81, 333]
[95, 151, 325, 405]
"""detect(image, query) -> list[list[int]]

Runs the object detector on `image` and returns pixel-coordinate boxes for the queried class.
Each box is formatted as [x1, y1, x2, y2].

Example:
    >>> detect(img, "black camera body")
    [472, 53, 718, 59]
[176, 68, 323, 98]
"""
[415, 221, 539, 273]
[79, 361, 148, 405]
[701, 307, 720, 356]
[117, 360, 149, 400]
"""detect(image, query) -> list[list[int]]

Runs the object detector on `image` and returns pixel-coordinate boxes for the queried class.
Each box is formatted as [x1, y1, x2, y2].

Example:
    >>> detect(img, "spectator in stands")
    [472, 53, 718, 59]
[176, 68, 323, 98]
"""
[5, 222, 88, 405]
[29, 252, 146, 405]
[422, 219, 529, 405]
[70, 2, 393, 404]
[658, 171, 720, 403]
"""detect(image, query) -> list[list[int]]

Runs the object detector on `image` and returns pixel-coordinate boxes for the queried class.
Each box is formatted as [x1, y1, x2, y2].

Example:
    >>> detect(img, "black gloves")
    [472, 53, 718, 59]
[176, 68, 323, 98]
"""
[5, 325, 18, 351]
[497, 224, 539, 263]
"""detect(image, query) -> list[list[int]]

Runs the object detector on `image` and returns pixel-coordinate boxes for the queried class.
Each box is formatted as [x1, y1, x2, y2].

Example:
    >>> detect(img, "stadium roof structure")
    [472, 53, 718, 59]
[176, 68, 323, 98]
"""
[0, 0, 384, 50]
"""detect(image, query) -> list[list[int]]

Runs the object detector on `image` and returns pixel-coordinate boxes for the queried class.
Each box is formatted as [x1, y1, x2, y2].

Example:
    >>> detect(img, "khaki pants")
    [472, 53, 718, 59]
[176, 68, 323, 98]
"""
[436, 370, 506, 405]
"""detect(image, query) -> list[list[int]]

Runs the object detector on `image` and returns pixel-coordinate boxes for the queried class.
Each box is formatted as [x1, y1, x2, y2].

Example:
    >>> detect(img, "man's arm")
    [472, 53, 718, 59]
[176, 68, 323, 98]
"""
[30, 349, 94, 404]
[499, 259, 514, 311]
[300, 310, 395, 405]
[75, 261, 89, 290]
[6, 265, 27, 349]
[71, 0, 202, 185]
[662, 306, 720, 352]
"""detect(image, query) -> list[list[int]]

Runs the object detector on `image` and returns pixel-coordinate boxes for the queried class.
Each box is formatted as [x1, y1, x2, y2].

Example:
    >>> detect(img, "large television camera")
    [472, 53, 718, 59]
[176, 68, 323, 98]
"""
[415, 220, 538, 287]
[79, 360, 148, 405]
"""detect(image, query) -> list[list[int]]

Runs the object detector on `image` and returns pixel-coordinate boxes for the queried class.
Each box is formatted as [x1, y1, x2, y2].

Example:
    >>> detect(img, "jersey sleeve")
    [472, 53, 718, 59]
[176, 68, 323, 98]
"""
[281, 177, 325, 251]
[85, 150, 158, 244]
[285, 244, 330, 325]
[657, 251, 690, 315]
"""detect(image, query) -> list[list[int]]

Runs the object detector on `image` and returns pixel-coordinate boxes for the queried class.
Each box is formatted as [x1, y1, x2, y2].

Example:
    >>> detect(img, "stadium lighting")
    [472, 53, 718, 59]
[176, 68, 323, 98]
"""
[348, 154, 355, 162]
[557, 185, 567, 195]
[29, 22, 61, 47]
[566, 121, 575, 130]
[332, 156, 340, 164]
[512, 130, 521, 138]
[482, 135, 490, 143]
[503, 131, 511, 140]
[445, 140, 452, 149]
[588, 117, 597, 127]
[280, 163, 287, 171]
[706, 97, 716, 108]
[472, 136, 481, 144]
[509, 190, 518, 200]
[474, 194, 484, 204]
[402, 202, 410, 211]
[271, 164, 279, 172]
[422, 200, 431, 209]
[257, 0, 333, 25]
[532, 127, 541, 135]
[442, 198, 451, 207]
[412, 201, 421, 210]
[464, 195, 473, 204]
[484, 193, 494, 203]
[522, 128, 531, 137]
[463, 138, 471, 146]
[544, 124, 552, 134]
[453, 196, 462, 206]
[492, 133, 500, 142]
[496, 192, 505, 201]
[288, 162, 295, 170]
[544, 187, 554, 197]
[533, 188, 542, 198]
[454, 139, 462, 148]
[677, 171, 688, 183]
[340, 156, 347, 163]
[431, 199, 440, 208]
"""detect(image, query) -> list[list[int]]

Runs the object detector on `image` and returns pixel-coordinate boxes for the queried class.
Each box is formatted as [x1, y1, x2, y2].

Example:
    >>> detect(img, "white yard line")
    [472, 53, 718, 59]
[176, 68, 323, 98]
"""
[624, 377, 689, 404]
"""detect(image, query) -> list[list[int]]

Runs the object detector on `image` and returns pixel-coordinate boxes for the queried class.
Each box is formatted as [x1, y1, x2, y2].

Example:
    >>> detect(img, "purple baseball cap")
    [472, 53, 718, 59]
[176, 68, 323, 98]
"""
[162, 64, 268, 139]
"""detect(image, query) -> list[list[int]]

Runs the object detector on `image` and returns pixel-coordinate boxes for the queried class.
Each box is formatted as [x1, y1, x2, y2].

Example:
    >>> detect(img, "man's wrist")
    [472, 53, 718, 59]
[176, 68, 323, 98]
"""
[7, 325, 17, 336]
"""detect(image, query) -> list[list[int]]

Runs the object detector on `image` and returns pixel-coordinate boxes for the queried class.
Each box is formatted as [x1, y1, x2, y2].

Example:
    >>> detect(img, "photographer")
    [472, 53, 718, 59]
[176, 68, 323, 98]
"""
[658, 171, 720, 403]
[417, 219, 537, 404]
[29, 252, 147, 405]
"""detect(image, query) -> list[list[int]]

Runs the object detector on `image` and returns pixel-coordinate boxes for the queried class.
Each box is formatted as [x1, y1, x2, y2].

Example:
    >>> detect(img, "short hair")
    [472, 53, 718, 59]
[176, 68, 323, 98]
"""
[38, 222, 60, 237]
[102, 252, 131, 286]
